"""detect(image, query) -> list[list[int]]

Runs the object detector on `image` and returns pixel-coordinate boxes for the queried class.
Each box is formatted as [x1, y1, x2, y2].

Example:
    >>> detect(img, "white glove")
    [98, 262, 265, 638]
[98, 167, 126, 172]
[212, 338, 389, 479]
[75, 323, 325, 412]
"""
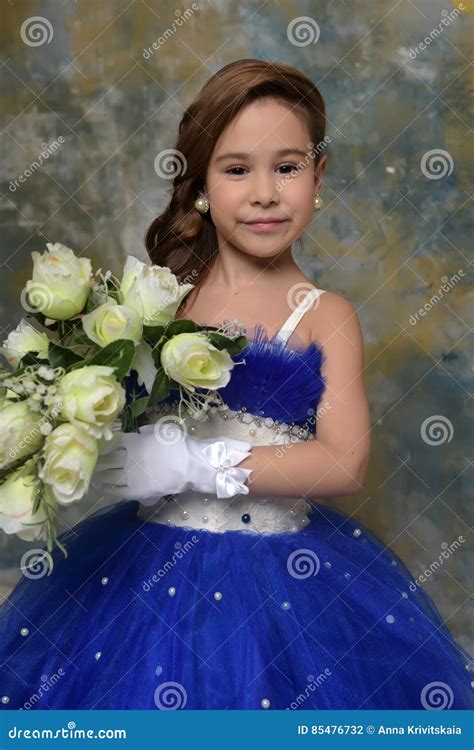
[93, 423, 253, 505]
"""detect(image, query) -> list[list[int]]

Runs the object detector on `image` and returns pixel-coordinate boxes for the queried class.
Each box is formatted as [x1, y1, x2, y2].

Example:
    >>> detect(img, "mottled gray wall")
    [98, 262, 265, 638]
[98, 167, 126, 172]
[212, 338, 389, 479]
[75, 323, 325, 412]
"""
[1, 1, 472, 653]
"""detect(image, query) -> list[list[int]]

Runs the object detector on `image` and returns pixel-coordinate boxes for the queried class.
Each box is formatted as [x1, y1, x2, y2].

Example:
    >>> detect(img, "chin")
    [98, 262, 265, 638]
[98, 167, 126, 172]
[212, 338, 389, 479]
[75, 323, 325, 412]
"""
[235, 229, 293, 251]
[241, 245, 289, 260]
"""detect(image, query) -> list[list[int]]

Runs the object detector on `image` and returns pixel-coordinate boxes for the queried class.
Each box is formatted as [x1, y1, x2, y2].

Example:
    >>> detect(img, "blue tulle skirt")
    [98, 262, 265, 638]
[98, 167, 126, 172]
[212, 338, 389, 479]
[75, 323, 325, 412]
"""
[0, 499, 472, 710]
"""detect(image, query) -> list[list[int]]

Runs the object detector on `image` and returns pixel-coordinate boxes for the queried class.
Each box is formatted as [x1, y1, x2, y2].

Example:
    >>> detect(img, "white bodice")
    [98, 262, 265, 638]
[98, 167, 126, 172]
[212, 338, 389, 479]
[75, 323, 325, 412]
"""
[137, 403, 315, 535]
[137, 286, 326, 536]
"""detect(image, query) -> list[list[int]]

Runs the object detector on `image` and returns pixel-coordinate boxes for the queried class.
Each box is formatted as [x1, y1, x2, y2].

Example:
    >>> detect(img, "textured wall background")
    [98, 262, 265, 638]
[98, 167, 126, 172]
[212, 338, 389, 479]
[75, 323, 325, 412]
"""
[1, 1, 472, 654]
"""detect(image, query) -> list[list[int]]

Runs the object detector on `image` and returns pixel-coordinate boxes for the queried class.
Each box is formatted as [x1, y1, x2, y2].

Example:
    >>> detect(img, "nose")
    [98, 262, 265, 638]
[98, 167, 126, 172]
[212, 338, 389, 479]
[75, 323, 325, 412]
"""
[249, 170, 279, 206]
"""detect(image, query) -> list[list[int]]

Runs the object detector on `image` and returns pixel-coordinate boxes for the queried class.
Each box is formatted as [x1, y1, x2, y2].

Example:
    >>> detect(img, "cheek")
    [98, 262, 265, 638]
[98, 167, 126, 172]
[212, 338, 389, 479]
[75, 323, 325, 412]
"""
[207, 180, 237, 218]
[285, 180, 314, 218]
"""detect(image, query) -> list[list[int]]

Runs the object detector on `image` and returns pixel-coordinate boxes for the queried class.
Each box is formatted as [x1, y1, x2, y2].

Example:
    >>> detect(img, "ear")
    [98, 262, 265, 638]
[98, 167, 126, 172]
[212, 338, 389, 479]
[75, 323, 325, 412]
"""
[314, 154, 328, 193]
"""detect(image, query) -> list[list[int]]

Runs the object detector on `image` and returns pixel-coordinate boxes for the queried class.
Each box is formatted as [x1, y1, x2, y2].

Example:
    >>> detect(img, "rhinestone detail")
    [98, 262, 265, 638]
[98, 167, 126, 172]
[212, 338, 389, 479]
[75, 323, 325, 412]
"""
[146, 401, 312, 441]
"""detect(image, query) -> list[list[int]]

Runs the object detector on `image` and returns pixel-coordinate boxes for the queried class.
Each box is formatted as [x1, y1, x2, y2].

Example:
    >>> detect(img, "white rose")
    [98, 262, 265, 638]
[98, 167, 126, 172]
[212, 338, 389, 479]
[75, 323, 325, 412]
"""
[39, 423, 99, 505]
[131, 341, 157, 393]
[0, 469, 48, 542]
[0, 399, 44, 470]
[120, 255, 150, 299]
[120, 255, 194, 326]
[25, 242, 92, 320]
[160, 333, 234, 391]
[0, 319, 49, 368]
[57, 365, 126, 438]
[82, 300, 143, 347]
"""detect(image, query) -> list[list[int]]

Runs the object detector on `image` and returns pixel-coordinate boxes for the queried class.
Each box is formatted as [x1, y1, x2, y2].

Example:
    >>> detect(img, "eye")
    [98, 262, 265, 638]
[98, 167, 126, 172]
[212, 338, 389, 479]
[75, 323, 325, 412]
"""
[225, 166, 247, 176]
[277, 163, 299, 174]
[224, 163, 300, 176]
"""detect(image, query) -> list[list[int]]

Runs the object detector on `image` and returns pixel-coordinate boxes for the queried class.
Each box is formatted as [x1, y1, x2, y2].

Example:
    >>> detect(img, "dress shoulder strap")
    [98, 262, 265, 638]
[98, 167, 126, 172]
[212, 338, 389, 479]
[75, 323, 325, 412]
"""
[275, 287, 326, 344]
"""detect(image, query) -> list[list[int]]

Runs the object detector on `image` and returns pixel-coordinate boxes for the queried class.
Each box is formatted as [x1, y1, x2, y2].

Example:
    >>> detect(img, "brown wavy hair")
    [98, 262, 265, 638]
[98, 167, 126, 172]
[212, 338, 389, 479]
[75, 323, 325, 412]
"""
[144, 58, 326, 303]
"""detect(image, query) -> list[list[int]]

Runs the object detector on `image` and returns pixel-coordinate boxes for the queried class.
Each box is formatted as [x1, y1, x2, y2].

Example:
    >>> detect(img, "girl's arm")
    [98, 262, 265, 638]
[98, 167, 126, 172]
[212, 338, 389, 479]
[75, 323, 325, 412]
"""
[238, 293, 371, 499]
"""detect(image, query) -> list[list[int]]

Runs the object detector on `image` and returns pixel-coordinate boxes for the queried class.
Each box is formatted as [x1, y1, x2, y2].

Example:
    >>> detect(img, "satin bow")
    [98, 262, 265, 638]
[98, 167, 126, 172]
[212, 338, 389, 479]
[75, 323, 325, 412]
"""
[200, 440, 252, 499]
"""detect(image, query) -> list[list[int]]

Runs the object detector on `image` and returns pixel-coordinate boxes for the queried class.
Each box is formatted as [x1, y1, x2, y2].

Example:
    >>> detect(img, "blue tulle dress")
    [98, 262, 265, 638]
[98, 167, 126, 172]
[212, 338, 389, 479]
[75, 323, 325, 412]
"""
[0, 288, 473, 711]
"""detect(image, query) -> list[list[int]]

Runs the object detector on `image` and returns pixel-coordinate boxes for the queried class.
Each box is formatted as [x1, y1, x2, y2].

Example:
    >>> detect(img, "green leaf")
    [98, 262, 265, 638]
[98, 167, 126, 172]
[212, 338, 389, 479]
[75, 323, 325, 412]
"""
[142, 324, 167, 345]
[194, 324, 220, 333]
[32, 488, 42, 515]
[105, 287, 121, 304]
[25, 310, 49, 327]
[130, 396, 149, 417]
[151, 337, 171, 367]
[106, 277, 122, 302]
[87, 339, 135, 381]
[63, 318, 82, 336]
[0, 364, 28, 379]
[18, 352, 44, 367]
[207, 333, 249, 355]
[164, 319, 199, 337]
[55, 537, 68, 559]
[73, 330, 97, 347]
[147, 369, 171, 407]
[84, 294, 96, 314]
[48, 342, 84, 370]
[0, 453, 39, 482]
[69, 358, 91, 371]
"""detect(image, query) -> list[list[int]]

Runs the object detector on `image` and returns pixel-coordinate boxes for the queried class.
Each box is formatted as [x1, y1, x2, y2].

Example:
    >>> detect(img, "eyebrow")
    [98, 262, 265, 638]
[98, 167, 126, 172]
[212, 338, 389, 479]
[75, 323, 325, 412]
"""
[215, 148, 309, 163]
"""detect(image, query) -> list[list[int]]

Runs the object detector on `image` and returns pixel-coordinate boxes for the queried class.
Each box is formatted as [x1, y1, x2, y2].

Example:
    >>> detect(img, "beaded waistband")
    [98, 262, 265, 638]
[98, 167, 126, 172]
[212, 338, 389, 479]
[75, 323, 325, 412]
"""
[137, 491, 312, 535]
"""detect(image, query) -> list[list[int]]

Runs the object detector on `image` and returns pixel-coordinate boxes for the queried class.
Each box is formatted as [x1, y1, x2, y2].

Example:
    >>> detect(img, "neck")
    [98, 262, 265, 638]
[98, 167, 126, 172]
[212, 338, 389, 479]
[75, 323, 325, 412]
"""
[205, 238, 299, 292]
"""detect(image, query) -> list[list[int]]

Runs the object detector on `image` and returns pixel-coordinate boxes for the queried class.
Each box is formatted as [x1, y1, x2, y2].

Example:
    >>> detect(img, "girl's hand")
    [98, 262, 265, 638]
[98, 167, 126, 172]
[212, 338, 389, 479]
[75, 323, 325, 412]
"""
[93, 423, 253, 505]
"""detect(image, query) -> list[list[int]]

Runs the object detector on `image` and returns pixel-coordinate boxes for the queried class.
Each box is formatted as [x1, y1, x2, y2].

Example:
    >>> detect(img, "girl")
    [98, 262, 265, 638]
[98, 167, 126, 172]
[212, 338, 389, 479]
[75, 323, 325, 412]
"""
[0, 59, 472, 711]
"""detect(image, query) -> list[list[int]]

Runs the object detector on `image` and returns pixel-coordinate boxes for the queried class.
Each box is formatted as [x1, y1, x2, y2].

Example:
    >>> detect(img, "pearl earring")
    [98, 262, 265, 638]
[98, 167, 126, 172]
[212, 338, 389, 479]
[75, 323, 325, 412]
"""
[313, 193, 323, 211]
[194, 193, 209, 214]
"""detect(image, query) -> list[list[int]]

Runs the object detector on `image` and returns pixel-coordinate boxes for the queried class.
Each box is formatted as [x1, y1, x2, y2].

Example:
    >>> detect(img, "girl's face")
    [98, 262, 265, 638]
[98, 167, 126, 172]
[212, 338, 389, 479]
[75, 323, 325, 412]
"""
[204, 97, 326, 260]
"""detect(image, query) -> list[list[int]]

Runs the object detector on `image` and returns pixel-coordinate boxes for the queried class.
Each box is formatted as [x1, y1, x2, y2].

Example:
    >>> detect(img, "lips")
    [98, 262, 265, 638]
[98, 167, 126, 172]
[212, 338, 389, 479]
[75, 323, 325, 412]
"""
[244, 218, 288, 232]
[245, 219, 287, 224]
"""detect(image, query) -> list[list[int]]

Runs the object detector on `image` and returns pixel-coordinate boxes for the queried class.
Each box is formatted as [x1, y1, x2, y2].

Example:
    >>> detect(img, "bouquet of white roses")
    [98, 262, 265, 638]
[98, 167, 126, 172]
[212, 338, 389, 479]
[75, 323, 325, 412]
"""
[0, 242, 248, 557]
